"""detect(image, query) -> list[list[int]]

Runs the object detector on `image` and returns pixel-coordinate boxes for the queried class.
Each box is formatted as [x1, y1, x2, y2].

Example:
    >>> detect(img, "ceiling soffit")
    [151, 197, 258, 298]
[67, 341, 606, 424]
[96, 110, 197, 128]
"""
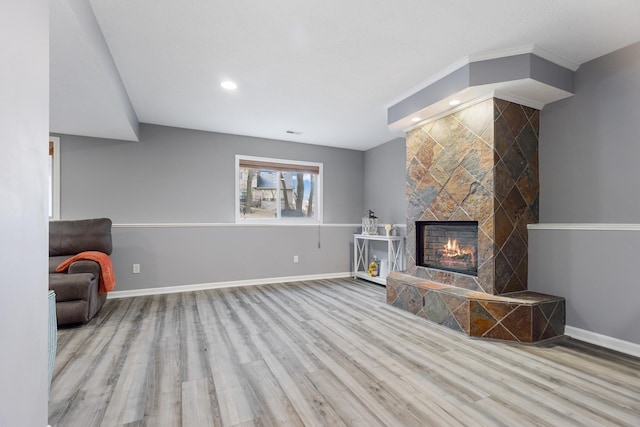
[388, 50, 575, 132]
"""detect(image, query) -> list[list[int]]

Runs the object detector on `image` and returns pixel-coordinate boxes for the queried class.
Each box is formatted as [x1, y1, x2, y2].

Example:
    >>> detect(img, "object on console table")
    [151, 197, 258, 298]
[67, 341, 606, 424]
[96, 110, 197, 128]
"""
[353, 234, 405, 285]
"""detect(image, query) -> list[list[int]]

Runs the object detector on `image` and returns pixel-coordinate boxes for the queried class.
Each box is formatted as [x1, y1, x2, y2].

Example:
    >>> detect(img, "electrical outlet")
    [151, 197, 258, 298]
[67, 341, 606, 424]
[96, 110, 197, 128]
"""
[293, 255, 299, 263]
[133, 263, 140, 274]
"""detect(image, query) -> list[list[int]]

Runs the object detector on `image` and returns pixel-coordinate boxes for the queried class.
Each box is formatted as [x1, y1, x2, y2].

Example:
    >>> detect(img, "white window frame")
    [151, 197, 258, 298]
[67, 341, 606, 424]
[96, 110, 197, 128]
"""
[49, 136, 60, 220]
[235, 155, 323, 224]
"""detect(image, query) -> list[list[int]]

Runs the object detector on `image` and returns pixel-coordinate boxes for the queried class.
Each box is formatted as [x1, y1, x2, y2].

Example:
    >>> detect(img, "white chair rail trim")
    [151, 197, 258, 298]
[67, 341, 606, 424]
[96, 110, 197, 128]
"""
[113, 223, 408, 229]
[528, 223, 640, 231]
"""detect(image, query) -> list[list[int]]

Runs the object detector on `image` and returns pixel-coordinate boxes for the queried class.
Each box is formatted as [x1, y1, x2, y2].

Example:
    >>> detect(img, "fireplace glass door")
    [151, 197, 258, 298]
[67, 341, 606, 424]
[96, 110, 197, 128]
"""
[416, 221, 478, 276]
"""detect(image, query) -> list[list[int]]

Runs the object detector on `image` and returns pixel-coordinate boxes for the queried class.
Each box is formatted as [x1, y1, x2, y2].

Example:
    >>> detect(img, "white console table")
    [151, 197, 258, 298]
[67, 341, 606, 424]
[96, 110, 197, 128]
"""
[353, 234, 405, 285]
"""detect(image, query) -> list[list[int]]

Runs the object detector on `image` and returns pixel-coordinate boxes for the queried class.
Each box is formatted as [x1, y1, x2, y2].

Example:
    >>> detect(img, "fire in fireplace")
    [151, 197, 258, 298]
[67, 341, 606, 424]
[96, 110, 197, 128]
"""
[416, 221, 478, 276]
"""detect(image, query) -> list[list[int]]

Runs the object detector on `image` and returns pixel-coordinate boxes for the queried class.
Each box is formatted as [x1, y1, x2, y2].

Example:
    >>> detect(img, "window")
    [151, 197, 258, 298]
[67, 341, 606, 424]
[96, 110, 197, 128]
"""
[236, 155, 322, 223]
[49, 136, 60, 220]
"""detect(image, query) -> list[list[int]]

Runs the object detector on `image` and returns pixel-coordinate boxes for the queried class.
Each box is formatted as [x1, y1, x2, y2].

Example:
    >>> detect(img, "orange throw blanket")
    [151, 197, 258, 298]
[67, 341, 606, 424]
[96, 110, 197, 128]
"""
[56, 251, 116, 293]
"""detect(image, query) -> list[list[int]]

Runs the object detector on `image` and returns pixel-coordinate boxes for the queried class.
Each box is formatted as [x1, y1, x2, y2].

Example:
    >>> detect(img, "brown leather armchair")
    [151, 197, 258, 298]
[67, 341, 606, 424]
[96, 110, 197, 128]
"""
[49, 218, 113, 325]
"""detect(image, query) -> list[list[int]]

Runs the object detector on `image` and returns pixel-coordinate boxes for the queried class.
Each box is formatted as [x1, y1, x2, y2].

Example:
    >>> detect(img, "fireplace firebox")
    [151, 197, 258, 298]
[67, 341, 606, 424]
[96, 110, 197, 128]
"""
[416, 221, 478, 276]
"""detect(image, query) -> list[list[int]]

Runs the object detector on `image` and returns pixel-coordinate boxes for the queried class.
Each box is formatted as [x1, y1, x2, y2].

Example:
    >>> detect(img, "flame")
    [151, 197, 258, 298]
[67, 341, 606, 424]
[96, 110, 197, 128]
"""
[443, 238, 459, 255]
[442, 238, 475, 264]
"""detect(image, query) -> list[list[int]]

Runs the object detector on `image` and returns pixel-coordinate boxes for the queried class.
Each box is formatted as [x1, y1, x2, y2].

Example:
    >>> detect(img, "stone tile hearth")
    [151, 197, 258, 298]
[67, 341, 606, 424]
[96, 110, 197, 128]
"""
[387, 272, 565, 343]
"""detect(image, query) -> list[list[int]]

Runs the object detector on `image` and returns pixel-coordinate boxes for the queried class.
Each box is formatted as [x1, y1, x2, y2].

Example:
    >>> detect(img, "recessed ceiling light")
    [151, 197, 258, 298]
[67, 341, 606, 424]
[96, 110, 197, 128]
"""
[449, 99, 461, 106]
[411, 117, 421, 122]
[220, 80, 238, 90]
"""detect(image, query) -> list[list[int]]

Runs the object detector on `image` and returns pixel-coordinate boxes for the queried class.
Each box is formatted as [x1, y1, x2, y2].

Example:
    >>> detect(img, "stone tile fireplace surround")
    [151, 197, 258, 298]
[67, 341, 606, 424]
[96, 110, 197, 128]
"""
[388, 98, 565, 343]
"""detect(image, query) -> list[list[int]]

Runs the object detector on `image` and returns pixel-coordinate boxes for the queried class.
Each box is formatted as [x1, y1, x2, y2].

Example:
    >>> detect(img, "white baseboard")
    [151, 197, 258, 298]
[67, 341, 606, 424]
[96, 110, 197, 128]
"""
[565, 326, 640, 358]
[107, 272, 352, 299]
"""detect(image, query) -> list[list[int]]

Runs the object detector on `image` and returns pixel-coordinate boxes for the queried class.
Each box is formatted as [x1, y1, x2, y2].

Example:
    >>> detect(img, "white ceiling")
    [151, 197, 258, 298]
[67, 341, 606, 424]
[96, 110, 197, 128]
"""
[50, 0, 640, 151]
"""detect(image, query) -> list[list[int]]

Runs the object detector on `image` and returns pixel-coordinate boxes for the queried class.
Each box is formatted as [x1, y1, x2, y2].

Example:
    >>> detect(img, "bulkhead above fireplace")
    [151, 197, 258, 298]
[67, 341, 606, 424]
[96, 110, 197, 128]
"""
[416, 221, 478, 276]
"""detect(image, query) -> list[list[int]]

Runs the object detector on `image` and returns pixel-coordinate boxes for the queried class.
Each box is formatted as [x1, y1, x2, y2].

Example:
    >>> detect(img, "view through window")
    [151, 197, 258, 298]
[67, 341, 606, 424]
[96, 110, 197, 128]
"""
[236, 156, 322, 223]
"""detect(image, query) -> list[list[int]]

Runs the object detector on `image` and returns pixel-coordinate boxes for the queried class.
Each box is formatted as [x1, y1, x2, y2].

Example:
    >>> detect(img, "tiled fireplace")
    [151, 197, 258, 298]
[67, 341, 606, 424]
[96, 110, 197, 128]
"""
[387, 98, 565, 343]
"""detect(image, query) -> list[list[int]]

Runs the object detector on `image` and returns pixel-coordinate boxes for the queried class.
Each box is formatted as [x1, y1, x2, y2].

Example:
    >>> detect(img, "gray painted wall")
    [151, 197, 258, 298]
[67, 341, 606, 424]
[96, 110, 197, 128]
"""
[529, 229, 640, 344]
[0, 1, 49, 425]
[56, 124, 364, 290]
[112, 226, 356, 291]
[363, 137, 407, 225]
[539, 42, 640, 222]
[362, 137, 407, 267]
[58, 124, 364, 223]
[530, 41, 640, 345]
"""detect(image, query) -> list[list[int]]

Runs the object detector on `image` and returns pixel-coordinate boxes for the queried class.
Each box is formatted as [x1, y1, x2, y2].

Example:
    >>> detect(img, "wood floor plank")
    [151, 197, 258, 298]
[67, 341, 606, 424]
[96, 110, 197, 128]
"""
[306, 369, 387, 427]
[49, 296, 151, 425]
[404, 376, 510, 427]
[213, 289, 261, 365]
[442, 348, 605, 426]
[474, 396, 542, 427]
[250, 331, 347, 427]
[195, 291, 257, 426]
[246, 285, 330, 372]
[99, 296, 162, 426]
[49, 278, 640, 427]
[228, 287, 350, 426]
[552, 384, 640, 425]
[182, 378, 218, 427]
[143, 295, 183, 427]
[307, 340, 434, 427]
[179, 292, 212, 382]
[241, 359, 305, 427]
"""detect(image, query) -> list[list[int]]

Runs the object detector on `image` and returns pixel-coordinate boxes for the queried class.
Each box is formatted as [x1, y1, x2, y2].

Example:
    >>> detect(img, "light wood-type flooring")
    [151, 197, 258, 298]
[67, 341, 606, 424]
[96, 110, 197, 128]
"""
[49, 278, 640, 427]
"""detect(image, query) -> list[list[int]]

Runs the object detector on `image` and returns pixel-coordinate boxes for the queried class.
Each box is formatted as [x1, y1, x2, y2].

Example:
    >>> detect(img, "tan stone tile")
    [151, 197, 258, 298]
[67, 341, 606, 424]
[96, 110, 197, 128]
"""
[494, 206, 514, 250]
[502, 232, 527, 271]
[455, 98, 494, 138]
[407, 157, 428, 189]
[502, 273, 526, 294]
[494, 251, 514, 295]
[494, 159, 516, 203]
[415, 137, 438, 168]
[452, 303, 470, 334]
[450, 208, 472, 221]
[453, 275, 483, 292]
[483, 323, 518, 341]
[461, 137, 494, 182]
[469, 301, 496, 337]
[477, 229, 494, 267]
[494, 98, 510, 114]
[502, 102, 529, 138]
[479, 301, 515, 321]
[502, 186, 528, 226]
[460, 183, 493, 221]
[528, 110, 540, 137]
[502, 145, 527, 182]
[494, 114, 515, 157]
[430, 189, 458, 220]
[440, 293, 467, 312]
[532, 305, 548, 341]
[444, 166, 476, 205]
